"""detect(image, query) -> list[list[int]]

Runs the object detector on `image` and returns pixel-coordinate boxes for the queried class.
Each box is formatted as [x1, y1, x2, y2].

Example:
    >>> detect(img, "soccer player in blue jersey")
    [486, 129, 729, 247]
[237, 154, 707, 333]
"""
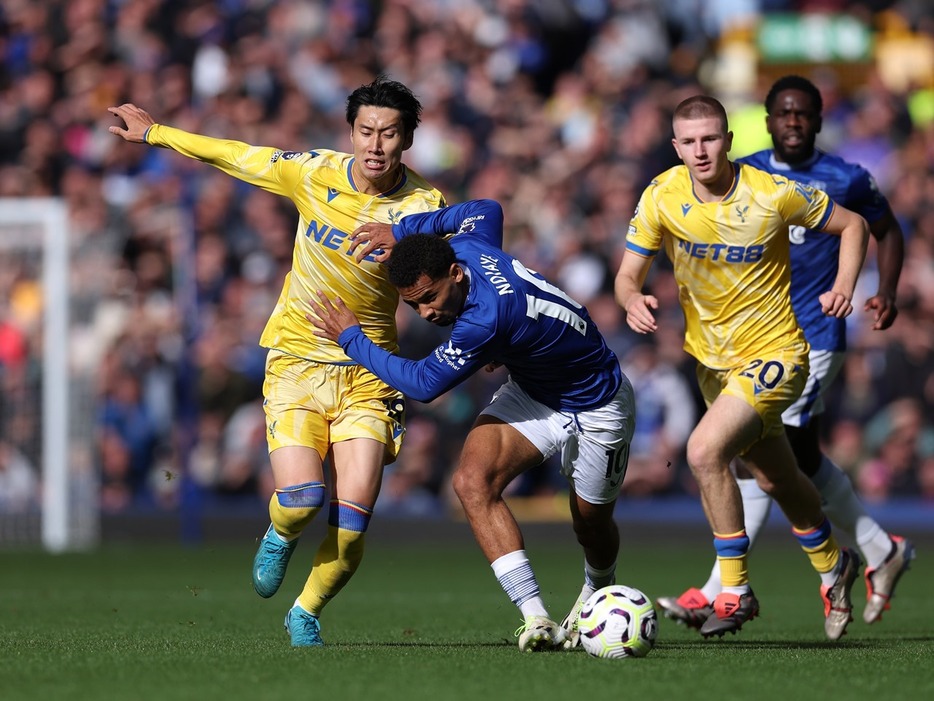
[615, 95, 871, 639]
[109, 77, 446, 647]
[309, 199, 636, 652]
[657, 76, 913, 629]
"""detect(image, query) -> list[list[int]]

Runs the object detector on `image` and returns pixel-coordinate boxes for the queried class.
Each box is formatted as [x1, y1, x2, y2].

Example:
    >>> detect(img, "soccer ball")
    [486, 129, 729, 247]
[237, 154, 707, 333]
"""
[578, 584, 658, 659]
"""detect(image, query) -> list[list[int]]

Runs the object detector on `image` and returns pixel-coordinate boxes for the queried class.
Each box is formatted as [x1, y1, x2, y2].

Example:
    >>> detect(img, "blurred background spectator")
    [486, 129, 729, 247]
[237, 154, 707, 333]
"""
[0, 0, 931, 524]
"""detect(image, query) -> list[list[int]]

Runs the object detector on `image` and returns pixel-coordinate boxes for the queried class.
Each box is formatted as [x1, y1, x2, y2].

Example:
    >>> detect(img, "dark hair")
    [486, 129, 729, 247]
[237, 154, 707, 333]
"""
[387, 235, 456, 289]
[346, 75, 422, 137]
[765, 75, 823, 115]
[673, 95, 729, 132]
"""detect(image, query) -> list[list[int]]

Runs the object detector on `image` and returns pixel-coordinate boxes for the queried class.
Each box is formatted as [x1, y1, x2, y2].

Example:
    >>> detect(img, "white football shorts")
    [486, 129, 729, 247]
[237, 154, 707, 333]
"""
[481, 376, 636, 505]
[781, 349, 845, 428]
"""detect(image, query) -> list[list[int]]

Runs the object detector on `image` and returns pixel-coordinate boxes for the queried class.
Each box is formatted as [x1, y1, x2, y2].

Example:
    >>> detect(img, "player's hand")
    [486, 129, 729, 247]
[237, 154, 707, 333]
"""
[864, 293, 898, 330]
[107, 104, 156, 143]
[623, 294, 659, 334]
[306, 291, 361, 342]
[819, 290, 853, 318]
[350, 223, 396, 263]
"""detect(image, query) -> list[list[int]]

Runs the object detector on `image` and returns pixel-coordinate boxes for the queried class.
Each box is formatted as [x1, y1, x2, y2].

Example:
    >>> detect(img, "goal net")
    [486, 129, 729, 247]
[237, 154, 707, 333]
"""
[0, 198, 97, 551]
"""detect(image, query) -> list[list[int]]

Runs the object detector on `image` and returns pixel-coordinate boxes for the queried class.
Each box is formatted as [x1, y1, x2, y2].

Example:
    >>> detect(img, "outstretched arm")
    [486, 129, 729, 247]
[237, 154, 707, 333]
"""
[108, 104, 155, 143]
[107, 103, 307, 197]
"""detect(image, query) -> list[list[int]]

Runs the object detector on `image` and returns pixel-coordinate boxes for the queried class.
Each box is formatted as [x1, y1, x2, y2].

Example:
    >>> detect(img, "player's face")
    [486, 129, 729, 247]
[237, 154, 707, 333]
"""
[350, 106, 413, 194]
[766, 89, 821, 165]
[399, 267, 466, 327]
[671, 116, 733, 188]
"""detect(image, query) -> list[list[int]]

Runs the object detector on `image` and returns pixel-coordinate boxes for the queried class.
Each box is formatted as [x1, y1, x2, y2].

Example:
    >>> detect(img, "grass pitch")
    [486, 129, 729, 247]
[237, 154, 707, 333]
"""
[1, 521, 932, 701]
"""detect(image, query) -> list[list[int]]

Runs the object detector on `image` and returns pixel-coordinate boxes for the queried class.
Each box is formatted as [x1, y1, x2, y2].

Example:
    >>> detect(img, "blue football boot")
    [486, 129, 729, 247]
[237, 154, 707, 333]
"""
[284, 605, 324, 647]
[252, 524, 298, 598]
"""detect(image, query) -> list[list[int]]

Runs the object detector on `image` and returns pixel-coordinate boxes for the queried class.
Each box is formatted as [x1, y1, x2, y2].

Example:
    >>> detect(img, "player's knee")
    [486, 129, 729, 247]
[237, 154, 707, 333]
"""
[451, 468, 472, 507]
[452, 464, 476, 498]
[686, 434, 721, 477]
[452, 464, 498, 509]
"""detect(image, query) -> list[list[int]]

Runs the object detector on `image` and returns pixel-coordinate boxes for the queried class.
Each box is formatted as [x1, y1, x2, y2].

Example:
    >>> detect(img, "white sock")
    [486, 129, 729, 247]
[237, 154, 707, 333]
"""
[738, 478, 773, 547]
[700, 561, 721, 603]
[291, 598, 315, 616]
[576, 583, 596, 608]
[272, 529, 297, 543]
[699, 479, 770, 602]
[812, 455, 892, 568]
[819, 557, 843, 588]
[491, 550, 549, 619]
[584, 558, 617, 590]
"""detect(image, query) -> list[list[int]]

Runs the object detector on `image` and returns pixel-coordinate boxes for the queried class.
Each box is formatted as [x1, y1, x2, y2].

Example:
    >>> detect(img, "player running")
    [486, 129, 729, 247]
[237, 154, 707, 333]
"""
[657, 76, 913, 631]
[109, 76, 445, 647]
[615, 95, 870, 640]
[310, 199, 636, 652]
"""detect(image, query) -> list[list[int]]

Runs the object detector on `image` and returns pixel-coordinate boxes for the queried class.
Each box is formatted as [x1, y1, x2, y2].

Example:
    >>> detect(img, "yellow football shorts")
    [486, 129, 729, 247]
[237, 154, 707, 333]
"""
[696, 341, 809, 443]
[262, 350, 406, 462]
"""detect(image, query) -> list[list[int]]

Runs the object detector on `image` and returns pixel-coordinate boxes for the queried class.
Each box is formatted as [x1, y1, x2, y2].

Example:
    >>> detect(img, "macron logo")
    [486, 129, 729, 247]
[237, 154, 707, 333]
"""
[327, 187, 340, 202]
[681, 203, 692, 217]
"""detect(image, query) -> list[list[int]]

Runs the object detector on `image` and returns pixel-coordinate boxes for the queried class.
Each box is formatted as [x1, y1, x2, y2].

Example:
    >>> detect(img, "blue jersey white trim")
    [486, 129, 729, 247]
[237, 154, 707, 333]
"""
[737, 149, 890, 351]
[341, 200, 623, 411]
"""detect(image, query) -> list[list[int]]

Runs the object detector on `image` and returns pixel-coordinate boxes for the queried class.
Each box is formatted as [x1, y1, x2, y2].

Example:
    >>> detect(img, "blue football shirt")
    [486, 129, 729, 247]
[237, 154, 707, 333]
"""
[737, 149, 890, 351]
[337, 200, 623, 412]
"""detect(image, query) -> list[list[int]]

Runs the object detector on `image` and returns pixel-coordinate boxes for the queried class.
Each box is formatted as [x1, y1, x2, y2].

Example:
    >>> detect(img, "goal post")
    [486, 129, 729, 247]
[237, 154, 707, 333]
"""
[0, 197, 97, 551]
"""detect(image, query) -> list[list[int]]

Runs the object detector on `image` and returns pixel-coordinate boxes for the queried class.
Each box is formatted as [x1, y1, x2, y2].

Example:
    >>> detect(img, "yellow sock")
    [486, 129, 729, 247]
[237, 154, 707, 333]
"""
[718, 556, 749, 588]
[269, 486, 323, 538]
[713, 530, 750, 587]
[798, 533, 841, 574]
[792, 520, 840, 574]
[298, 525, 366, 615]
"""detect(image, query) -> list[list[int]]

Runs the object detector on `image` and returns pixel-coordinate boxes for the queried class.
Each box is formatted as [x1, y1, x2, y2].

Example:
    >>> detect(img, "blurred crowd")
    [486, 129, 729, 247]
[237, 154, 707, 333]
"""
[0, 0, 932, 518]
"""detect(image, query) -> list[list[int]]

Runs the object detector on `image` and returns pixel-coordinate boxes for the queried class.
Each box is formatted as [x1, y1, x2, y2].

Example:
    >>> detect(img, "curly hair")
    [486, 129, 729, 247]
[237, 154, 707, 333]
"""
[387, 234, 456, 289]
[346, 74, 423, 137]
[765, 75, 823, 115]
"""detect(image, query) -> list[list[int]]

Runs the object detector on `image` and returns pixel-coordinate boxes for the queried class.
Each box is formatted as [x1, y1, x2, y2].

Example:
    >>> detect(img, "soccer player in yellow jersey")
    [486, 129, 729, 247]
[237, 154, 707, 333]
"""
[108, 77, 446, 647]
[614, 95, 870, 640]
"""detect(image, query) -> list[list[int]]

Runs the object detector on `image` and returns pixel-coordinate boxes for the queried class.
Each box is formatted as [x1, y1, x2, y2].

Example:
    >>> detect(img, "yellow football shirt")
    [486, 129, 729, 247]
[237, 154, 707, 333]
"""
[145, 126, 446, 363]
[626, 162, 833, 369]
